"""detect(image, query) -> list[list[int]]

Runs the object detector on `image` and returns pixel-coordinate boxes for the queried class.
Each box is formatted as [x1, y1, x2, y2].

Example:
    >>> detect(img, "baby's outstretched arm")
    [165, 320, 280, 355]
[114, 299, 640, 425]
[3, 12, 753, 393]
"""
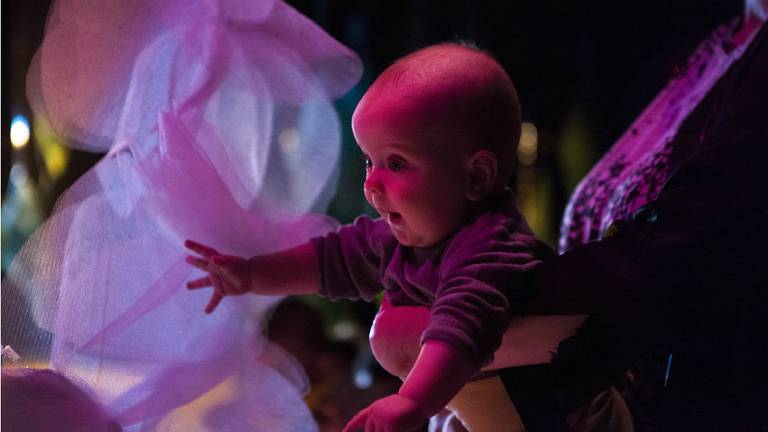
[343, 340, 476, 432]
[185, 240, 320, 313]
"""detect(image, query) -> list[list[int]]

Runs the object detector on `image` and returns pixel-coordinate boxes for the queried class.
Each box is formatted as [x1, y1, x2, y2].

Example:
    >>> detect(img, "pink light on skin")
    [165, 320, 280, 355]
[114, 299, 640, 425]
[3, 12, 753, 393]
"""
[351, 44, 521, 248]
[353, 64, 485, 246]
[353, 100, 474, 248]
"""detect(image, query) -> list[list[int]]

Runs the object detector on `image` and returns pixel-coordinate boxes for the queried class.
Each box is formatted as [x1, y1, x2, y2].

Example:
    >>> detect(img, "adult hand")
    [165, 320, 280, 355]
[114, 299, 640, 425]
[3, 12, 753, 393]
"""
[342, 394, 427, 432]
[184, 240, 253, 313]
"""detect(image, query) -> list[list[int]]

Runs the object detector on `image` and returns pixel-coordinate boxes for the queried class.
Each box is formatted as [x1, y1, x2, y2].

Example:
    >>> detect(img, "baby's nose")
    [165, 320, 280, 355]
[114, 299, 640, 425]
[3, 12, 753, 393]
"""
[364, 172, 383, 197]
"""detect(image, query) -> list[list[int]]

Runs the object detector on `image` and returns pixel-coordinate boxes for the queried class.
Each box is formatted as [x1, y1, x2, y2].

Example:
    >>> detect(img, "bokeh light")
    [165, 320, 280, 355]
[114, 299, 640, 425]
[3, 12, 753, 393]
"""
[517, 122, 538, 165]
[33, 117, 70, 181]
[10, 115, 31, 148]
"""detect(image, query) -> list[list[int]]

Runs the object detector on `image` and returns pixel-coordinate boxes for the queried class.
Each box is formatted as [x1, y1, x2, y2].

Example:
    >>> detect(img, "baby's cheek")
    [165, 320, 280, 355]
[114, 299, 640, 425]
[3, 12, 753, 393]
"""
[391, 179, 422, 202]
[363, 189, 374, 206]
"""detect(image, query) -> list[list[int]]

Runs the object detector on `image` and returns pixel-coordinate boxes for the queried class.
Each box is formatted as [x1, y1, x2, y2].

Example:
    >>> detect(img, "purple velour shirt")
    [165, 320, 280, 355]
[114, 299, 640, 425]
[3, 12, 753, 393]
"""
[310, 199, 554, 366]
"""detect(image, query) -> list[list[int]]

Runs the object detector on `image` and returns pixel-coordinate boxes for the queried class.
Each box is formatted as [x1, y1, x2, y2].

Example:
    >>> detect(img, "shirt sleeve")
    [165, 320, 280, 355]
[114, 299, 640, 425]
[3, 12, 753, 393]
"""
[422, 212, 554, 367]
[310, 215, 393, 302]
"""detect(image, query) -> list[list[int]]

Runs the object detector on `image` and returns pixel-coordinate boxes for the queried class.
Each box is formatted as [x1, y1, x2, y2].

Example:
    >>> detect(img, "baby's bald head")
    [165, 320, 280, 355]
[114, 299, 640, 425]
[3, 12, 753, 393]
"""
[353, 43, 521, 191]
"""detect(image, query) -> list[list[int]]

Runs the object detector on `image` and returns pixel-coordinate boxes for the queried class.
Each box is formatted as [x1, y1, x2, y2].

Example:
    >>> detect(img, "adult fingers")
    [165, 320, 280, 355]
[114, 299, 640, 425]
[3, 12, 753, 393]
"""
[184, 239, 219, 258]
[187, 276, 212, 289]
[185, 255, 209, 271]
[342, 408, 368, 432]
[205, 292, 224, 314]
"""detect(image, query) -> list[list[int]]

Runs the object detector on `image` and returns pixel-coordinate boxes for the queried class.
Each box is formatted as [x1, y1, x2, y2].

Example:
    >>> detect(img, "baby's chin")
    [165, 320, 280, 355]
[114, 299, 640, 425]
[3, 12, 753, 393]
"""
[391, 229, 444, 249]
[391, 231, 414, 246]
[391, 230, 420, 247]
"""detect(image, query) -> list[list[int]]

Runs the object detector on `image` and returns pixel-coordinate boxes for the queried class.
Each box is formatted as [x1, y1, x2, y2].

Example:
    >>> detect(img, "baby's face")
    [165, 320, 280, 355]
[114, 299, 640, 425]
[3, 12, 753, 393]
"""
[353, 96, 473, 247]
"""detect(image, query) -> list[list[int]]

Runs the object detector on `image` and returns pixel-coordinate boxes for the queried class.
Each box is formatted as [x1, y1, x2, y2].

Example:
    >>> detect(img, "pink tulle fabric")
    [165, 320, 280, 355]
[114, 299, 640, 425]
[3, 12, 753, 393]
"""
[5, 0, 361, 430]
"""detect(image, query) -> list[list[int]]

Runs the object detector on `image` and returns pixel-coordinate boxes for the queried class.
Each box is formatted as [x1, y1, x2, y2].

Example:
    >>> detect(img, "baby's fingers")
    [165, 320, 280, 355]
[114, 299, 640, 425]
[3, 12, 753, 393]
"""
[185, 239, 219, 258]
[212, 255, 241, 267]
[205, 292, 224, 314]
[211, 255, 249, 277]
[187, 276, 212, 289]
[185, 255, 209, 271]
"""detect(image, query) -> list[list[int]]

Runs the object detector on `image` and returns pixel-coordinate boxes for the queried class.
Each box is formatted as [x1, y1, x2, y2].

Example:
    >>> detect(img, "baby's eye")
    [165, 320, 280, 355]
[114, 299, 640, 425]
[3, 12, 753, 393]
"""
[364, 157, 372, 171]
[387, 159, 405, 171]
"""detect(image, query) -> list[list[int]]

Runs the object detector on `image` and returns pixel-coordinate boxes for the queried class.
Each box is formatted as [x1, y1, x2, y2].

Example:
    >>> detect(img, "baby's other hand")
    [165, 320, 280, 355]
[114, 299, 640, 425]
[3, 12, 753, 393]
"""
[342, 394, 427, 432]
[184, 240, 252, 314]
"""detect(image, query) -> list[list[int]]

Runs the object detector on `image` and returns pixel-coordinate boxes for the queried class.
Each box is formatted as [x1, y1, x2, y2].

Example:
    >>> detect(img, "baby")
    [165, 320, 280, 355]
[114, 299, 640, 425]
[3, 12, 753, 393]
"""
[186, 43, 553, 431]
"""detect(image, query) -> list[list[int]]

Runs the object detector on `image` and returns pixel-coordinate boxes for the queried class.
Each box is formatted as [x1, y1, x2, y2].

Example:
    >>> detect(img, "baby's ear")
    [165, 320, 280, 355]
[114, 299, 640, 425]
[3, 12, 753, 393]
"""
[465, 150, 498, 201]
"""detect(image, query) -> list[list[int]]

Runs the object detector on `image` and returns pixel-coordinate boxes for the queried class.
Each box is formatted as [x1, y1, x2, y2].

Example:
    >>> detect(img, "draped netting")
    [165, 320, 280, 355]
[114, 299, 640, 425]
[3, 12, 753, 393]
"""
[2, 0, 361, 430]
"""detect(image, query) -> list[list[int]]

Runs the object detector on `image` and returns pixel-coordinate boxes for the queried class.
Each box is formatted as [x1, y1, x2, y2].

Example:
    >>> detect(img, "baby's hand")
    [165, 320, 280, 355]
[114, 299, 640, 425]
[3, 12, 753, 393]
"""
[184, 240, 253, 313]
[342, 394, 427, 432]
